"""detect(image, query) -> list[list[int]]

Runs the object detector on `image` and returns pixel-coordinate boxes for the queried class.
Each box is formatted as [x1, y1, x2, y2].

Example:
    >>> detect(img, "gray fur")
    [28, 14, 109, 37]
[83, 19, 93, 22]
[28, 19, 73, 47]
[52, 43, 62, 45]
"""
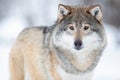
[45, 5, 107, 74]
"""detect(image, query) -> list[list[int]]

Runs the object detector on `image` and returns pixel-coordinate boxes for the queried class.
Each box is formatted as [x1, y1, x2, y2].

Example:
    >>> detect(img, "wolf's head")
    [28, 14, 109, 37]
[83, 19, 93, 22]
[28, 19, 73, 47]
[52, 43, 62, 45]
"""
[52, 4, 106, 53]
[50, 4, 107, 73]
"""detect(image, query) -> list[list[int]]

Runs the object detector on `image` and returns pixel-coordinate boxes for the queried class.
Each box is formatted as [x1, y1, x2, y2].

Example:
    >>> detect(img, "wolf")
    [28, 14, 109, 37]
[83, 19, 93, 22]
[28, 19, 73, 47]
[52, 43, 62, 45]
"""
[9, 4, 107, 80]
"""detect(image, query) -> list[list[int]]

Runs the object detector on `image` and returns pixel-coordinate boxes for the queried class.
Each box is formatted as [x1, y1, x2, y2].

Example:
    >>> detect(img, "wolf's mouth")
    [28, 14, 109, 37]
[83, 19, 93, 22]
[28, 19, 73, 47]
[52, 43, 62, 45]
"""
[74, 46, 82, 50]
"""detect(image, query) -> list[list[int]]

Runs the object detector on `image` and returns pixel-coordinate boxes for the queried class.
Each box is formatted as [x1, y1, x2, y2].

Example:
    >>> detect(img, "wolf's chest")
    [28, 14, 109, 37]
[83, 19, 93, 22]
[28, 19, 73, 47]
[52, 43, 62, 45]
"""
[56, 65, 92, 80]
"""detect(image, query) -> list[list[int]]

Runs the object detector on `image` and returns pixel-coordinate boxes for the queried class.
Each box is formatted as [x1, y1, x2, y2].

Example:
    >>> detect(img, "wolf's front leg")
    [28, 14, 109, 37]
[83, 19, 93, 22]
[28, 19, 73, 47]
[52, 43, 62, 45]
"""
[9, 54, 24, 80]
[24, 53, 47, 80]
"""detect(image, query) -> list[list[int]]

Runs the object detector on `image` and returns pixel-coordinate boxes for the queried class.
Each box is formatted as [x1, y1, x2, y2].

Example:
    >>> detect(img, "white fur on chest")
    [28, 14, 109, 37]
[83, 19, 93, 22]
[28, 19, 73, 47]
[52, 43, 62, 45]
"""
[56, 65, 93, 80]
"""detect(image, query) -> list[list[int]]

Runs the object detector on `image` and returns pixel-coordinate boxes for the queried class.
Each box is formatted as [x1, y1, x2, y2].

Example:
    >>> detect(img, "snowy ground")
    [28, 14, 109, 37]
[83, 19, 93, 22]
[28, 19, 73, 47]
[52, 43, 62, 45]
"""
[0, 16, 120, 80]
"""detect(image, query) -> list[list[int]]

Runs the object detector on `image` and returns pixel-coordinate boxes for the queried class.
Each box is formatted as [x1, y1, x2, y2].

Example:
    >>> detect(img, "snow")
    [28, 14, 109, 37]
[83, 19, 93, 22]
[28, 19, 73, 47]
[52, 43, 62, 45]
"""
[0, 16, 26, 39]
[0, 46, 10, 80]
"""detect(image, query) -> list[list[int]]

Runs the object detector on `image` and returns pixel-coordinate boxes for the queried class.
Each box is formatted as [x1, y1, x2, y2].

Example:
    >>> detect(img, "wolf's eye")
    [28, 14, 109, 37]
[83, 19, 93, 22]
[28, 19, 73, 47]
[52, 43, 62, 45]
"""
[69, 26, 74, 30]
[83, 23, 90, 31]
[84, 26, 89, 30]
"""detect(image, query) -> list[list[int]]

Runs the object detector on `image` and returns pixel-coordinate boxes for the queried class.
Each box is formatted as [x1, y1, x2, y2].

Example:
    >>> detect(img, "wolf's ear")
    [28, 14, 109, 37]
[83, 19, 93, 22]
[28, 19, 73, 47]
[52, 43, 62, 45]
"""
[89, 5, 102, 22]
[57, 4, 72, 23]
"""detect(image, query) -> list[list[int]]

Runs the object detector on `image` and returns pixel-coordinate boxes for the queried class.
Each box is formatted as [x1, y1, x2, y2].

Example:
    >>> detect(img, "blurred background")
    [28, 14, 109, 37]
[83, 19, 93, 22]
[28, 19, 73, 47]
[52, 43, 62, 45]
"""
[0, 0, 120, 80]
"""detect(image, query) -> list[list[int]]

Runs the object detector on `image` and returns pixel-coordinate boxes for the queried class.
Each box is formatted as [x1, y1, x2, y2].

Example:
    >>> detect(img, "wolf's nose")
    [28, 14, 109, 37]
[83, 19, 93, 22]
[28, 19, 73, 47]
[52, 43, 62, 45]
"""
[74, 40, 82, 50]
